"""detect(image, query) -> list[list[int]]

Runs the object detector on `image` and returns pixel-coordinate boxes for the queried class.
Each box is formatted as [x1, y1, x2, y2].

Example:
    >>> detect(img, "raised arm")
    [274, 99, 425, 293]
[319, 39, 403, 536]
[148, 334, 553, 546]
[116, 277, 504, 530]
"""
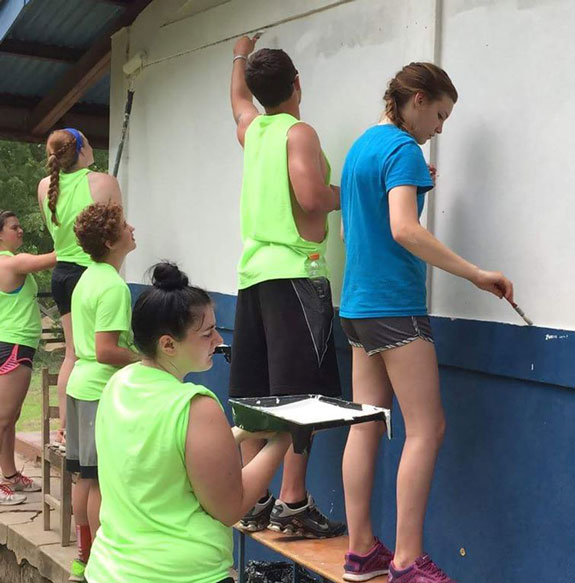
[388, 185, 514, 300]
[1, 251, 56, 275]
[185, 396, 290, 526]
[287, 123, 340, 214]
[231, 36, 261, 147]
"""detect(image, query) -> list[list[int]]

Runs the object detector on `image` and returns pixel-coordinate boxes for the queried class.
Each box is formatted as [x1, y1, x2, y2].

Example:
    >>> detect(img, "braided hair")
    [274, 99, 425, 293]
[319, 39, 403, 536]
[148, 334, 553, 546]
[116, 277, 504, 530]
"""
[45, 130, 82, 225]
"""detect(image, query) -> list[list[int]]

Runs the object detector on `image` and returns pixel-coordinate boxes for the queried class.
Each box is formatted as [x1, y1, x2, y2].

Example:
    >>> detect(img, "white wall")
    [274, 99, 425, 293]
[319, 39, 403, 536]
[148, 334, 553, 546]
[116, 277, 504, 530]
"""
[110, 0, 575, 330]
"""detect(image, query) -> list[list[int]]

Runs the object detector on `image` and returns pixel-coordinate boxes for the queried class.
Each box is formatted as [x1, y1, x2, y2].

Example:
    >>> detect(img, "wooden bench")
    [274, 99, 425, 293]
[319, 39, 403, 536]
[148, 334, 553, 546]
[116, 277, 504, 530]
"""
[236, 526, 388, 583]
[41, 367, 73, 546]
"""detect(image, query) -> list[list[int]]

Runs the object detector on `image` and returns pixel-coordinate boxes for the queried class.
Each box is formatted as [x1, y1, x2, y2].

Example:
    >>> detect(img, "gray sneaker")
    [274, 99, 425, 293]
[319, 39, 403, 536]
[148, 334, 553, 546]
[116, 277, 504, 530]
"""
[268, 493, 346, 538]
[4, 471, 41, 493]
[240, 494, 275, 531]
[0, 483, 26, 506]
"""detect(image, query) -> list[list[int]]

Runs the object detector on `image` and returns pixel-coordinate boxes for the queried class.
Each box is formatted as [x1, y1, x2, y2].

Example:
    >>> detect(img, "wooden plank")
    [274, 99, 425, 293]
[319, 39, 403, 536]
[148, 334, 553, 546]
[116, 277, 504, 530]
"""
[28, 0, 153, 136]
[44, 493, 61, 509]
[236, 527, 388, 583]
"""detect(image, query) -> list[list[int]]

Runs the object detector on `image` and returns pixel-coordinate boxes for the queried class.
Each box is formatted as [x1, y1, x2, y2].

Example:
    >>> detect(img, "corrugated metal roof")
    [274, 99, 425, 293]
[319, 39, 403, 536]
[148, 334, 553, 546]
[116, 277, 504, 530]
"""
[81, 73, 110, 105]
[0, 53, 70, 97]
[6, 0, 123, 50]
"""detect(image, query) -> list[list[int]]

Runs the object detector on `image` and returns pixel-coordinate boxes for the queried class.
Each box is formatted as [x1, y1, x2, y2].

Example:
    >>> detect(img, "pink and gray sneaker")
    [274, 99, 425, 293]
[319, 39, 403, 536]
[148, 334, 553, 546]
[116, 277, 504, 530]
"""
[389, 554, 456, 583]
[343, 537, 394, 581]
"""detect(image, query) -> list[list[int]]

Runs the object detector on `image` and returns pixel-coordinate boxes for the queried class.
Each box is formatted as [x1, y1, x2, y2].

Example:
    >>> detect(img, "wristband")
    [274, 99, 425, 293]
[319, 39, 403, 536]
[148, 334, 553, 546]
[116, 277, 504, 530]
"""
[233, 55, 248, 62]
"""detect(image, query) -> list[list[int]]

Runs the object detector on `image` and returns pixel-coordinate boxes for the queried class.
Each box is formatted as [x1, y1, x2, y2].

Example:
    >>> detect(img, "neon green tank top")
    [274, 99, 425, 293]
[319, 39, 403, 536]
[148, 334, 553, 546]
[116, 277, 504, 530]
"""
[86, 363, 233, 583]
[0, 251, 42, 349]
[42, 168, 94, 266]
[238, 113, 330, 289]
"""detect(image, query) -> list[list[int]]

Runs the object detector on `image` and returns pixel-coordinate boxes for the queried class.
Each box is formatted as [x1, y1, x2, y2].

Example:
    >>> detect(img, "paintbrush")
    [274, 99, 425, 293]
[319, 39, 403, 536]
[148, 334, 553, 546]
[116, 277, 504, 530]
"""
[506, 298, 533, 326]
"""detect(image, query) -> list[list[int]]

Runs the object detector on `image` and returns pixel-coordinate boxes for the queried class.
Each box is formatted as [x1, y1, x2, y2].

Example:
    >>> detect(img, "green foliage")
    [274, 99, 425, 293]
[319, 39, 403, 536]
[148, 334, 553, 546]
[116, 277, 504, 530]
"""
[0, 139, 109, 293]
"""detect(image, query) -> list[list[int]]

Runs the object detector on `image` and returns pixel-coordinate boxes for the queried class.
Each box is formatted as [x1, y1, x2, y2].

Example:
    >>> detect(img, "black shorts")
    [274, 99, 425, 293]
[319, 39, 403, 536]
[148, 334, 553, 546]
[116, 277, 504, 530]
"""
[51, 261, 88, 316]
[0, 342, 35, 374]
[340, 316, 434, 356]
[229, 278, 341, 398]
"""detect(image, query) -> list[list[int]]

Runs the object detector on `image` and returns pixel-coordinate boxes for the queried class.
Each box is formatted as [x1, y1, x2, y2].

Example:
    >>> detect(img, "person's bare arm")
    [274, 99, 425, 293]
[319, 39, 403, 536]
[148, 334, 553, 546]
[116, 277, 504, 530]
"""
[88, 173, 123, 206]
[186, 396, 290, 526]
[388, 185, 514, 300]
[37, 177, 50, 222]
[287, 123, 340, 214]
[1, 252, 56, 275]
[231, 36, 261, 147]
[95, 331, 139, 366]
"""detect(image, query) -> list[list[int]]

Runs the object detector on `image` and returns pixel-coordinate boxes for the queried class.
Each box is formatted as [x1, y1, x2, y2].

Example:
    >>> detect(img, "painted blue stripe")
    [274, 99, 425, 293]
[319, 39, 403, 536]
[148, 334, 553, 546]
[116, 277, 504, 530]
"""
[431, 316, 574, 389]
[129, 285, 575, 388]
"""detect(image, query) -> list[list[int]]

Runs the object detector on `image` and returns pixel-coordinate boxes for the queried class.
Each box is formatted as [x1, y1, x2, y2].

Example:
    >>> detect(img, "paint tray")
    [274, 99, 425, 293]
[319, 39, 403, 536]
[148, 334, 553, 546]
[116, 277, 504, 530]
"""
[230, 394, 391, 454]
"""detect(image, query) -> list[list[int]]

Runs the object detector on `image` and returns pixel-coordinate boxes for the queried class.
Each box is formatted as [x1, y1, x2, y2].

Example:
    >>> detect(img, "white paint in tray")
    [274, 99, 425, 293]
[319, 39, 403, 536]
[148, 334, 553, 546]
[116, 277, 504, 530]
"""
[253, 397, 382, 424]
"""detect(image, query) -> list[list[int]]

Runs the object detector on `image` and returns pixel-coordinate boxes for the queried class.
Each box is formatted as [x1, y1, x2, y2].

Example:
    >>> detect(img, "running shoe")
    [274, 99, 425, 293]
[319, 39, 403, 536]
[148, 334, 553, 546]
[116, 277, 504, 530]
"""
[240, 493, 275, 531]
[0, 483, 26, 506]
[4, 471, 41, 492]
[68, 558, 86, 582]
[389, 554, 456, 583]
[344, 537, 394, 581]
[268, 493, 346, 538]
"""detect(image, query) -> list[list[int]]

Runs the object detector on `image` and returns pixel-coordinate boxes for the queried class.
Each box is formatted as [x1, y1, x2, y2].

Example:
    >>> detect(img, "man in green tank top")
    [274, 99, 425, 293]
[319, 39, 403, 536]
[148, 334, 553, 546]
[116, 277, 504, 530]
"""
[229, 35, 345, 538]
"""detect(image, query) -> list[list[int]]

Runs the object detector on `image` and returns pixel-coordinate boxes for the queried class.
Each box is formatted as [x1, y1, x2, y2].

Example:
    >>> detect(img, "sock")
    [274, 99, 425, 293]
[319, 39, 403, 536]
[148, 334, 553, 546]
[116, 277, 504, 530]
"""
[257, 491, 271, 504]
[286, 498, 308, 510]
[3, 472, 18, 480]
[76, 524, 92, 564]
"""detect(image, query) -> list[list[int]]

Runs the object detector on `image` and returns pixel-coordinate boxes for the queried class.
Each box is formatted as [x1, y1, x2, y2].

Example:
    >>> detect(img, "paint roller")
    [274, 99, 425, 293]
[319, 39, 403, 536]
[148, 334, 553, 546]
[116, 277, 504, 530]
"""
[112, 51, 146, 177]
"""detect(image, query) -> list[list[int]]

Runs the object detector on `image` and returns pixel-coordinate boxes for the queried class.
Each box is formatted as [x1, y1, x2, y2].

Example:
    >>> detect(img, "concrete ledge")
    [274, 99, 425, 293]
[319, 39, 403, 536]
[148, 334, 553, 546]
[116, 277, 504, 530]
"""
[0, 455, 75, 583]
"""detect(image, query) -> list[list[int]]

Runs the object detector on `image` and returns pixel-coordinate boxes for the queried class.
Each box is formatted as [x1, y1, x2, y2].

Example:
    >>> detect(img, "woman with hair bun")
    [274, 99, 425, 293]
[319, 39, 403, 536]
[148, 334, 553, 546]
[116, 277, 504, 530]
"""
[66, 202, 138, 582]
[340, 63, 514, 582]
[0, 210, 55, 505]
[85, 262, 291, 583]
[37, 129, 122, 448]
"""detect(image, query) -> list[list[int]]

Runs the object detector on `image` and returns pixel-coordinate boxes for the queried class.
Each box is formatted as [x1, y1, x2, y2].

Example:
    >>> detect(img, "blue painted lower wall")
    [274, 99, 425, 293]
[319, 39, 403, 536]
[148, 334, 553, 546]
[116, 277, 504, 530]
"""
[128, 285, 575, 583]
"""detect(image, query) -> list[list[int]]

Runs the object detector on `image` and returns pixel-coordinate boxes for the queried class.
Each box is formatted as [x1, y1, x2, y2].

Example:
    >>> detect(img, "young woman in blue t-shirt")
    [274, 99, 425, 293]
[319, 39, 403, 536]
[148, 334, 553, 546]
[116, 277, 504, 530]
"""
[340, 63, 514, 583]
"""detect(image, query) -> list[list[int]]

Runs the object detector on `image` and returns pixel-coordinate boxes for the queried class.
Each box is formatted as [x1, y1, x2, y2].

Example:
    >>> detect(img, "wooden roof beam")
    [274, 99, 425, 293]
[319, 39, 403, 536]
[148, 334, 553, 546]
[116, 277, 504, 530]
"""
[28, 0, 153, 137]
[0, 39, 82, 64]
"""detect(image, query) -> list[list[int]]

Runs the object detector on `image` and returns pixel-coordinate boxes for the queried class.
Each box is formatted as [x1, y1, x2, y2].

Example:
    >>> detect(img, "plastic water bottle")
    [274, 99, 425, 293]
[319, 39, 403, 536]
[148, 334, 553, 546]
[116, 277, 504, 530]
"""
[305, 253, 328, 299]
[305, 253, 326, 280]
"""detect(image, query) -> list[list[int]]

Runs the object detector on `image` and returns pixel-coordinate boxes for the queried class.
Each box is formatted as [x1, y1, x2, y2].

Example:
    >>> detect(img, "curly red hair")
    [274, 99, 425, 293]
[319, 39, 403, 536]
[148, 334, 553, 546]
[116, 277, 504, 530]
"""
[74, 203, 123, 262]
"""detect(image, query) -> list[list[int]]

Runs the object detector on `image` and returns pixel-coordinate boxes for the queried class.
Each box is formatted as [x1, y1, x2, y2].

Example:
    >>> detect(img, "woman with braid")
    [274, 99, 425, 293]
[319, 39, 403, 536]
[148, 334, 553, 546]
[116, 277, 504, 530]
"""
[0, 210, 55, 505]
[37, 129, 122, 447]
[340, 64, 514, 582]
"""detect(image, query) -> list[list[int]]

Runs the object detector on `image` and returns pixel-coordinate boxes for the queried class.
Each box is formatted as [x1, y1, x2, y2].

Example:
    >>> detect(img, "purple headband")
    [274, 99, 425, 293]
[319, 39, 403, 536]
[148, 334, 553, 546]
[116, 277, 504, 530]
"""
[63, 128, 84, 154]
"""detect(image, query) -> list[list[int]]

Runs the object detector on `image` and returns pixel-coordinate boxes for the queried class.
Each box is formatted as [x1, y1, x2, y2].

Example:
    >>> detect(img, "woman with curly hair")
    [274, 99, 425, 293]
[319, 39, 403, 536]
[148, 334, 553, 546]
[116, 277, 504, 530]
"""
[0, 211, 55, 505]
[37, 129, 122, 448]
[66, 202, 138, 582]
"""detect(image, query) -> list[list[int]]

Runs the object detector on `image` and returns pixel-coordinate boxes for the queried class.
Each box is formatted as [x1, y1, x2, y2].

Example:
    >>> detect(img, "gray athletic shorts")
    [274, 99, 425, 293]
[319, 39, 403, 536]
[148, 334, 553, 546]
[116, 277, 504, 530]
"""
[65, 396, 99, 479]
[340, 316, 434, 356]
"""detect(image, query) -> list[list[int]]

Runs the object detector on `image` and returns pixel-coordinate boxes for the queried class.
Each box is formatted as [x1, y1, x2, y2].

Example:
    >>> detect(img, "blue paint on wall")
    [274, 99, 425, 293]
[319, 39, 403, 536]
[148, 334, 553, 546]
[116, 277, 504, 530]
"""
[127, 285, 575, 582]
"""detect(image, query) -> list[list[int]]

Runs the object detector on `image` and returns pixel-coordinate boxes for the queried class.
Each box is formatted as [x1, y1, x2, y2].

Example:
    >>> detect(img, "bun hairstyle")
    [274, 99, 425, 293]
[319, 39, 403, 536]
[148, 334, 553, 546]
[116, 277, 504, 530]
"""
[45, 129, 83, 225]
[151, 262, 189, 291]
[383, 62, 458, 131]
[0, 210, 16, 231]
[132, 262, 213, 358]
